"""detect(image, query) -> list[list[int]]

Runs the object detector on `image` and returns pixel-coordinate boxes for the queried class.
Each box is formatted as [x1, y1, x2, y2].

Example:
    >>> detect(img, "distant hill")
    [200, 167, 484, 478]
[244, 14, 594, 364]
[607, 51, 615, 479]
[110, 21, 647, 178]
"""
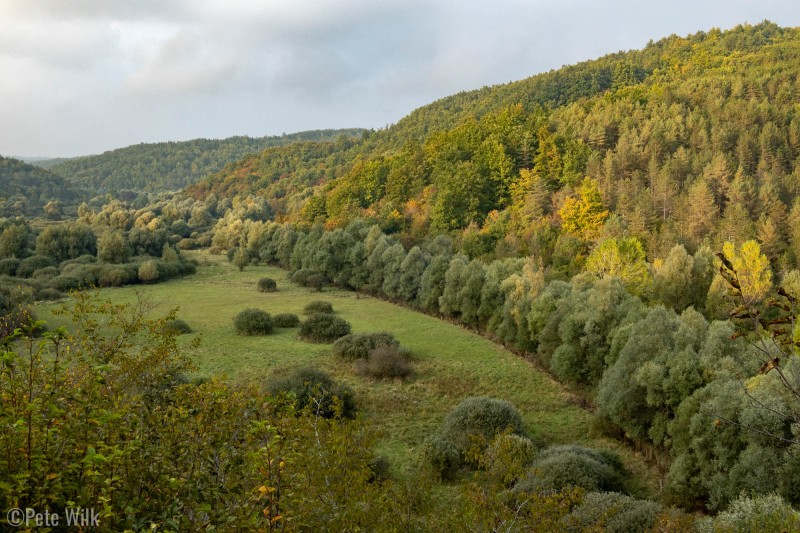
[37, 129, 365, 193]
[0, 156, 82, 217]
[190, 21, 800, 266]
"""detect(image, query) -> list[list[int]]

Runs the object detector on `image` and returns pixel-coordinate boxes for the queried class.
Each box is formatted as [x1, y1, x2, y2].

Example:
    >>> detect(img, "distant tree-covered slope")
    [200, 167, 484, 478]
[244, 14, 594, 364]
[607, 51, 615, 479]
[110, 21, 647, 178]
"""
[38, 129, 364, 193]
[0, 156, 82, 217]
[191, 21, 800, 269]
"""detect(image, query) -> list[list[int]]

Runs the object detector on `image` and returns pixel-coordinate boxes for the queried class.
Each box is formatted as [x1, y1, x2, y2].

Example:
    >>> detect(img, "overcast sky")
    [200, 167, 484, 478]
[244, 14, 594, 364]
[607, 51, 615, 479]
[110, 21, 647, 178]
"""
[0, 1, 798, 158]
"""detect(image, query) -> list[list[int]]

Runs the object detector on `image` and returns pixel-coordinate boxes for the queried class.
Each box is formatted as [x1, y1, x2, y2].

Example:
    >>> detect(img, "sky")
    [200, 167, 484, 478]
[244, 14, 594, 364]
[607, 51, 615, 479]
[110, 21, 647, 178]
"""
[0, 1, 798, 158]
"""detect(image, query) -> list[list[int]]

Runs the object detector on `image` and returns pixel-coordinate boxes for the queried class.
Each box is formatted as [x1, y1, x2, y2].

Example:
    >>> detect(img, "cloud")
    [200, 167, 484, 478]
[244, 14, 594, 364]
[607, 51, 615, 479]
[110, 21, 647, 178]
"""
[0, 0, 798, 157]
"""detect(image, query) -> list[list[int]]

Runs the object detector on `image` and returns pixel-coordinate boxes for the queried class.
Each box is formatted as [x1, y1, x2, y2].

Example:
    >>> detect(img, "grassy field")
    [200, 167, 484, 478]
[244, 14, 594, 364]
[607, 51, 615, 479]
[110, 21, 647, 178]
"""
[36, 251, 657, 494]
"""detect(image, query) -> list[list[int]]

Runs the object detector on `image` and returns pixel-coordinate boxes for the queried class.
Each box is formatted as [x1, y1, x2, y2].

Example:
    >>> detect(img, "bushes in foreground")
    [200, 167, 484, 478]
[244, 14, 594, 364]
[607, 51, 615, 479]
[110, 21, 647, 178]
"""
[513, 445, 626, 495]
[268, 367, 357, 419]
[422, 396, 527, 479]
[564, 492, 664, 533]
[441, 397, 525, 453]
[234, 308, 273, 335]
[299, 313, 351, 343]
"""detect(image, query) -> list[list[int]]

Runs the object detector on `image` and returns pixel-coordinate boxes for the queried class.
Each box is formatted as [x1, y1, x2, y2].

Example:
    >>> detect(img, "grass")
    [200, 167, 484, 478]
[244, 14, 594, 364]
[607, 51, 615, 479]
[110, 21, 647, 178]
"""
[36, 250, 658, 495]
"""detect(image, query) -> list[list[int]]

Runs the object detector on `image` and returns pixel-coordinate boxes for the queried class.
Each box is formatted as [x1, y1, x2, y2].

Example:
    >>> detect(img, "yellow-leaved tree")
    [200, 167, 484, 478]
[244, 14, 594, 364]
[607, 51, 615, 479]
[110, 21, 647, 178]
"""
[558, 177, 609, 242]
[721, 240, 772, 306]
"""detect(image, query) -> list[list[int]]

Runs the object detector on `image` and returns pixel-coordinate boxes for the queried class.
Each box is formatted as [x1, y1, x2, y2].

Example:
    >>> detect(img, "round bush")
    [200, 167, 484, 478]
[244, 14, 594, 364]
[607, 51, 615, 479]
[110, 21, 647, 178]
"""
[268, 367, 356, 418]
[483, 433, 538, 484]
[32, 266, 59, 281]
[0, 258, 20, 276]
[442, 397, 525, 453]
[696, 493, 800, 533]
[355, 346, 414, 380]
[60, 264, 98, 286]
[368, 455, 391, 484]
[257, 277, 278, 292]
[48, 275, 82, 292]
[332, 332, 400, 361]
[291, 268, 326, 291]
[513, 445, 625, 495]
[564, 492, 663, 533]
[163, 318, 192, 335]
[234, 308, 273, 335]
[421, 434, 462, 481]
[97, 265, 129, 287]
[36, 287, 63, 301]
[17, 255, 57, 278]
[272, 313, 300, 328]
[298, 313, 351, 343]
[138, 260, 160, 283]
[303, 300, 334, 315]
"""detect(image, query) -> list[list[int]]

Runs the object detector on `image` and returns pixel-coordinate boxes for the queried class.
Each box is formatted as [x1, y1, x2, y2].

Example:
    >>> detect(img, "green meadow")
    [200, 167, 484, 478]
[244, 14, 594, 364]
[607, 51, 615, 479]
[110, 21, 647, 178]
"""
[36, 251, 656, 493]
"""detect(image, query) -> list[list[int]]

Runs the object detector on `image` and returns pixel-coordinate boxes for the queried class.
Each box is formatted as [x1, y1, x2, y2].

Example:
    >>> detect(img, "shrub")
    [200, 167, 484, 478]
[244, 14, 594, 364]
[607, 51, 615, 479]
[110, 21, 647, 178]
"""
[355, 346, 414, 380]
[268, 367, 356, 418]
[257, 277, 277, 292]
[482, 433, 538, 485]
[48, 275, 82, 292]
[422, 434, 462, 481]
[292, 268, 326, 290]
[303, 300, 334, 315]
[272, 313, 300, 328]
[332, 332, 400, 361]
[368, 455, 391, 484]
[163, 318, 192, 335]
[32, 266, 59, 281]
[138, 260, 160, 283]
[97, 265, 134, 287]
[36, 288, 63, 301]
[0, 258, 20, 276]
[696, 493, 800, 533]
[441, 397, 525, 453]
[17, 255, 57, 278]
[565, 492, 663, 533]
[234, 308, 273, 335]
[514, 445, 625, 495]
[60, 264, 98, 286]
[299, 314, 351, 343]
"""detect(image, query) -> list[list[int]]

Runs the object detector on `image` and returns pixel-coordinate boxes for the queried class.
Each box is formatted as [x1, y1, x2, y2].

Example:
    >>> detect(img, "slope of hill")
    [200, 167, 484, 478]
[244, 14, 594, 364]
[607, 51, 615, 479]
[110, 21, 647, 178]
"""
[190, 21, 800, 268]
[38, 129, 365, 193]
[0, 156, 82, 217]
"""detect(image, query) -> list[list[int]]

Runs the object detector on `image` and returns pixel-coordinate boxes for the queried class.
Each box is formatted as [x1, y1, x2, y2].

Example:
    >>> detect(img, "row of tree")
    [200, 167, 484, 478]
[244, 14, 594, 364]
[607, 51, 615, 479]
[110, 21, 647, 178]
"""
[230, 218, 798, 510]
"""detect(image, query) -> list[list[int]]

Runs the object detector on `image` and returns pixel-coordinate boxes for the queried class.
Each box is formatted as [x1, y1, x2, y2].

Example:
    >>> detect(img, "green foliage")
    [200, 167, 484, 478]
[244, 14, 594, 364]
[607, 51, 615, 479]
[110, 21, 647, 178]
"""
[298, 313, 351, 343]
[138, 259, 160, 282]
[303, 300, 334, 315]
[515, 445, 626, 494]
[17, 254, 57, 278]
[0, 156, 82, 216]
[272, 312, 300, 328]
[441, 396, 525, 453]
[43, 129, 364, 193]
[331, 332, 400, 361]
[564, 491, 664, 533]
[233, 308, 273, 335]
[696, 494, 800, 533]
[267, 367, 357, 419]
[257, 277, 277, 292]
[421, 434, 462, 481]
[163, 318, 192, 335]
[585, 237, 650, 294]
[0, 257, 20, 276]
[354, 345, 414, 380]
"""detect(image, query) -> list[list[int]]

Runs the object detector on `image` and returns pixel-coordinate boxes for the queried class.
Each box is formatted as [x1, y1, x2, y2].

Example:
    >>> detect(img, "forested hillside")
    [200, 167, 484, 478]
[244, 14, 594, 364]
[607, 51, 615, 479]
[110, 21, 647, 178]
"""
[189, 21, 800, 273]
[0, 156, 82, 217]
[39, 129, 364, 193]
